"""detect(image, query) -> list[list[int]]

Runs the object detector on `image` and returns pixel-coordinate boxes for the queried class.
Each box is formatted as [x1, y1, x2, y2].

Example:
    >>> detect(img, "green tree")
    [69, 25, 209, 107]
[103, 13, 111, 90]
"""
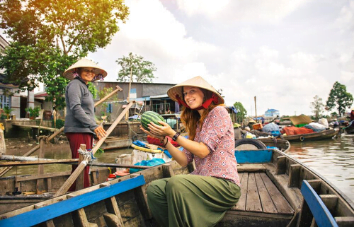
[0, 0, 129, 110]
[116, 52, 157, 83]
[326, 81, 353, 116]
[233, 102, 247, 123]
[310, 95, 325, 120]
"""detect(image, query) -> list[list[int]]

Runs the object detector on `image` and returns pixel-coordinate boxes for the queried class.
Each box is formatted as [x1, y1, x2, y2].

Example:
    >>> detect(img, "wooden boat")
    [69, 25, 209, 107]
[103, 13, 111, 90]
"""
[256, 137, 291, 151]
[344, 122, 354, 134]
[1, 148, 354, 227]
[283, 128, 339, 142]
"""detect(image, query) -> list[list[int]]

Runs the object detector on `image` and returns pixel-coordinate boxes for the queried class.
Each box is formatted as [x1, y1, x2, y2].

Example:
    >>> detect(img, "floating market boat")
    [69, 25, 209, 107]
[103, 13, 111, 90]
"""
[283, 128, 339, 142]
[1, 148, 353, 227]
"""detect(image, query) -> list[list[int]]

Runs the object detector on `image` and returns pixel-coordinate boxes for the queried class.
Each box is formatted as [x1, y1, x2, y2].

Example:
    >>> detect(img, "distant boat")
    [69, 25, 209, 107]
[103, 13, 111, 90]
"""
[344, 122, 354, 134]
[283, 128, 339, 142]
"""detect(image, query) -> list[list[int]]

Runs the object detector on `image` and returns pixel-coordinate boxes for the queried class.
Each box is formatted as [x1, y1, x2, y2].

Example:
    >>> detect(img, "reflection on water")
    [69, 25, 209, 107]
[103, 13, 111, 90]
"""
[285, 134, 354, 203]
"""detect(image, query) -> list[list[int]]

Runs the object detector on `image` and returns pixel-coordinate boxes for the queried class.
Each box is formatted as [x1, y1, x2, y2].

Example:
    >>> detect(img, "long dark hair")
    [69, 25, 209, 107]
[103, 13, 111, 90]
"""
[180, 88, 223, 140]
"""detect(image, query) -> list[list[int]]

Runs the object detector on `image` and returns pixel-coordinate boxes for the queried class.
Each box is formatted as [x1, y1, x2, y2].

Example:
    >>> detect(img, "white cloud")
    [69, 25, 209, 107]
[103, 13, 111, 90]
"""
[177, 0, 309, 22]
[176, 0, 230, 17]
[336, 1, 354, 32]
[89, 0, 218, 83]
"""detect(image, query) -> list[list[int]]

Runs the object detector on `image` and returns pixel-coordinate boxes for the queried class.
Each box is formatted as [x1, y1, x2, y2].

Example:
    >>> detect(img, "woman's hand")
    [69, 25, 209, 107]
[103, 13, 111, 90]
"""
[139, 126, 165, 141]
[94, 126, 106, 140]
[148, 121, 174, 138]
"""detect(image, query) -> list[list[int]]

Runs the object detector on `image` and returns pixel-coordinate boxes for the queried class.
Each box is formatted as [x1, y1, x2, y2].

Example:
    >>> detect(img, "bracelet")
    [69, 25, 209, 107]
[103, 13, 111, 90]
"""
[163, 137, 169, 147]
[172, 132, 180, 141]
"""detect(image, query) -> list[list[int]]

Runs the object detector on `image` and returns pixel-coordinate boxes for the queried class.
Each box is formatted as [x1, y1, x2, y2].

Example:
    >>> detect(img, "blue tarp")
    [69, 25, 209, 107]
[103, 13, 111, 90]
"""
[130, 158, 165, 173]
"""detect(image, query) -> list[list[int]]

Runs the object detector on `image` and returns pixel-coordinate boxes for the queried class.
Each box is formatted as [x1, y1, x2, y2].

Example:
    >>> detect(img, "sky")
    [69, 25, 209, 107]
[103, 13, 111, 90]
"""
[87, 0, 353, 116]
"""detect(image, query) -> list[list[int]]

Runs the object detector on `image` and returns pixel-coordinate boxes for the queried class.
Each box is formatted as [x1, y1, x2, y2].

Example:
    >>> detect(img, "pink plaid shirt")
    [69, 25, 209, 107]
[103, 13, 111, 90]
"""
[182, 106, 240, 186]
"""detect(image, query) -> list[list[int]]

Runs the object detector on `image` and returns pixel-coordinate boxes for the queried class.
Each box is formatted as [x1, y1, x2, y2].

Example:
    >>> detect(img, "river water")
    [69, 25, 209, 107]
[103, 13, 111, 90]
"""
[285, 134, 354, 203]
[5, 134, 354, 203]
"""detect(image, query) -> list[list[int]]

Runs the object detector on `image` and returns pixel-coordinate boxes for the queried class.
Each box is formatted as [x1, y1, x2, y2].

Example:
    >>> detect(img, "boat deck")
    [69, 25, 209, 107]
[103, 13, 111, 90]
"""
[220, 172, 295, 227]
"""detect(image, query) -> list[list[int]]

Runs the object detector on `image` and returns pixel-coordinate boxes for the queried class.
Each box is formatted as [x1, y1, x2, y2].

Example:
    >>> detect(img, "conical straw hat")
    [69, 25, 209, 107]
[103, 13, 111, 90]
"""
[63, 58, 107, 80]
[167, 76, 224, 104]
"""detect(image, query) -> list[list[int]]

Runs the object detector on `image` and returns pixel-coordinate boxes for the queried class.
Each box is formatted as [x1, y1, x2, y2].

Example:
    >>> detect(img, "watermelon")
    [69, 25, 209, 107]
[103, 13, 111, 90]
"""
[141, 111, 165, 131]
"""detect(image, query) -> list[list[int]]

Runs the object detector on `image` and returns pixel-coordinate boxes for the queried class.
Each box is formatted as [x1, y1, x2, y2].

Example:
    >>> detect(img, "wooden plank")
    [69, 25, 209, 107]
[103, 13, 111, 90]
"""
[0, 175, 145, 226]
[76, 144, 86, 191]
[237, 164, 267, 172]
[310, 218, 318, 227]
[335, 217, 354, 227]
[245, 173, 262, 212]
[54, 160, 87, 197]
[132, 173, 152, 219]
[37, 137, 45, 194]
[105, 196, 124, 226]
[235, 172, 248, 211]
[88, 163, 150, 169]
[92, 170, 99, 185]
[238, 173, 243, 183]
[255, 173, 277, 213]
[260, 172, 294, 214]
[301, 180, 339, 227]
[288, 164, 301, 188]
[276, 156, 286, 174]
[16, 171, 71, 182]
[44, 219, 55, 227]
[103, 213, 121, 227]
[320, 195, 338, 214]
[263, 163, 303, 212]
[47, 178, 52, 192]
[73, 208, 98, 227]
[0, 159, 78, 167]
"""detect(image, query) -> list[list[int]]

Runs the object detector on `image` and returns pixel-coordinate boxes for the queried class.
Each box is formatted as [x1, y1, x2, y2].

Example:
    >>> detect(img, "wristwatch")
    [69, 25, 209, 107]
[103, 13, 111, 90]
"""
[172, 132, 180, 141]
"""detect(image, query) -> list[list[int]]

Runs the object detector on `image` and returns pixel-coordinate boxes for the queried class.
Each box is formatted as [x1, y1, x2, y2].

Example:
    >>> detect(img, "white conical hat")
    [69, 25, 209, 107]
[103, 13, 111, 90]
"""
[63, 58, 107, 80]
[167, 76, 224, 104]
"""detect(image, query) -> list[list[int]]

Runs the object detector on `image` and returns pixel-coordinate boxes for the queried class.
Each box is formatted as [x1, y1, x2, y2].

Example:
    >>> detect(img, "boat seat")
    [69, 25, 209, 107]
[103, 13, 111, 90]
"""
[218, 172, 295, 227]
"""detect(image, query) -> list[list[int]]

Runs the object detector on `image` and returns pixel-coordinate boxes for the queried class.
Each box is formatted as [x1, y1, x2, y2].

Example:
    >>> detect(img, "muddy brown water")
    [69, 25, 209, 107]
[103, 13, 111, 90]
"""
[3, 135, 354, 203]
[285, 134, 354, 203]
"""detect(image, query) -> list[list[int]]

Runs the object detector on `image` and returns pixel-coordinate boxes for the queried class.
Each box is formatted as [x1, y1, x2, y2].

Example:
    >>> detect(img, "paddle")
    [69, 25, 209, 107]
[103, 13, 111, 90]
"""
[0, 86, 123, 177]
[54, 101, 134, 197]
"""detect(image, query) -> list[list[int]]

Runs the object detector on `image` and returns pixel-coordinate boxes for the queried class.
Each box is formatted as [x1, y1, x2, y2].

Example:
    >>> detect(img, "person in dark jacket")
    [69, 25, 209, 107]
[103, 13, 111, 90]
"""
[63, 58, 107, 190]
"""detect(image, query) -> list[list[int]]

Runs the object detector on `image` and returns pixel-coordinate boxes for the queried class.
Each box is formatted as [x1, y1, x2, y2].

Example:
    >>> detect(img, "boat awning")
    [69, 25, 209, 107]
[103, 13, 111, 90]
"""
[290, 115, 312, 125]
[134, 97, 150, 101]
[150, 94, 170, 100]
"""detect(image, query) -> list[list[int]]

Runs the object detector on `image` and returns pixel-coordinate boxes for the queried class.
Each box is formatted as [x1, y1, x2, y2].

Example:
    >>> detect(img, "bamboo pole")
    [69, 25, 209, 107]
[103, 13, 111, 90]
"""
[0, 159, 78, 167]
[37, 136, 46, 193]
[0, 86, 122, 177]
[0, 155, 52, 161]
[0, 160, 150, 169]
[88, 163, 150, 169]
[54, 101, 134, 197]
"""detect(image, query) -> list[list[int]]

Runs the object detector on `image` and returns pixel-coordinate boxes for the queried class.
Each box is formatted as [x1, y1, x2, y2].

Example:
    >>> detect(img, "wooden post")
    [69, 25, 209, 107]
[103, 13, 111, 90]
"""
[0, 86, 122, 177]
[36, 136, 46, 194]
[254, 96, 257, 123]
[76, 144, 87, 190]
[126, 67, 132, 120]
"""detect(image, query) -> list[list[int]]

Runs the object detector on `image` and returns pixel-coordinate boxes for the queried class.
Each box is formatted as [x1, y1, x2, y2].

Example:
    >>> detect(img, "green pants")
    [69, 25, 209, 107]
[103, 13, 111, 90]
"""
[146, 175, 241, 227]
